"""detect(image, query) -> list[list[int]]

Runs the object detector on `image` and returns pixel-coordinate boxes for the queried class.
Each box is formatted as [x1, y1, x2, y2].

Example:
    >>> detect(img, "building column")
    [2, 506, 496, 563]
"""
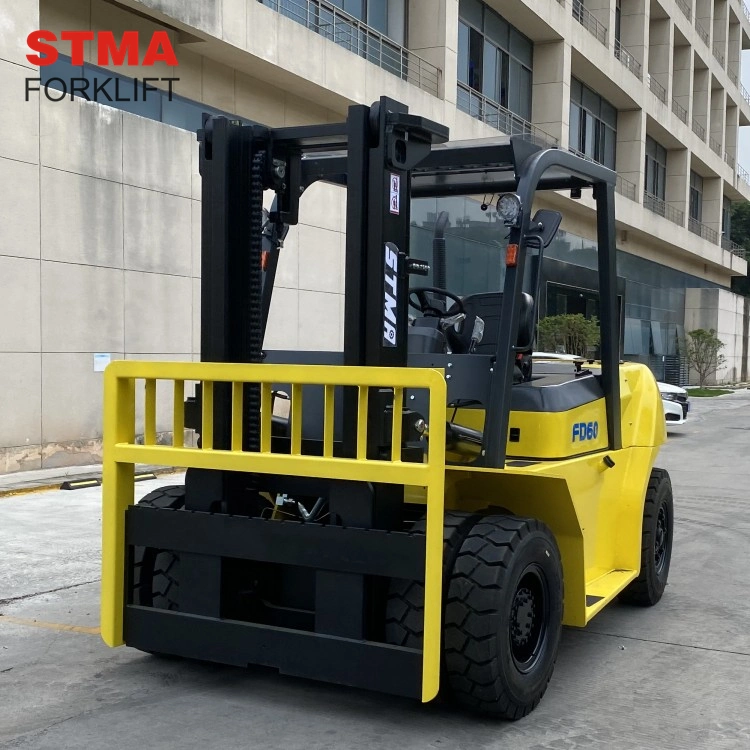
[703, 175, 723, 237]
[531, 40, 569, 146]
[620, 0, 649, 75]
[710, 87, 726, 153]
[648, 17, 672, 98]
[713, 0, 728, 63]
[692, 64, 709, 137]
[672, 42, 693, 118]
[725, 103, 738, 165]
[616, 109, 645, 196]
[409, 0, 453, 101]
[666, 147, 689, 226]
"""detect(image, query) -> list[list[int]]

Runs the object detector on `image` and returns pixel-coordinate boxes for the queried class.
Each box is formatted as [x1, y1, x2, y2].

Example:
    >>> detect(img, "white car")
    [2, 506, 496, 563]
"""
[532, 353, 689, 425]
[657, 381, 690, 425]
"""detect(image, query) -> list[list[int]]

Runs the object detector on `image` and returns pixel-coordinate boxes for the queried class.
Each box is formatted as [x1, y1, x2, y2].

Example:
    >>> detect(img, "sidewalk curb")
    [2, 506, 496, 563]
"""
[0, 466, 183, 498]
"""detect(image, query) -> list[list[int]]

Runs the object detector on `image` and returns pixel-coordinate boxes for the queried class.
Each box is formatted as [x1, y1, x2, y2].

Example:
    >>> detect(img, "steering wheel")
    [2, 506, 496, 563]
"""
[408, 286, 464, 318]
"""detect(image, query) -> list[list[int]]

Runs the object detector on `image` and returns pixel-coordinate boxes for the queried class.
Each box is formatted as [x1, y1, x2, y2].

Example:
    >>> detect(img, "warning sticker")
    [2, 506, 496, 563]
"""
[389, 173, 400, 215]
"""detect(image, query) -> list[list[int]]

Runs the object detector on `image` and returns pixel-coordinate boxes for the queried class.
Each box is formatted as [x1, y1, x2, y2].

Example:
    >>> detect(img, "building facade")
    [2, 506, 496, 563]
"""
[0, 0, 748, 472]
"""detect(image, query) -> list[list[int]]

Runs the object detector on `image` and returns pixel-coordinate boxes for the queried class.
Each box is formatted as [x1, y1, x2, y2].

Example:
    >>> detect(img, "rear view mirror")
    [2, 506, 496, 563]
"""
[526, 209, 562, 248]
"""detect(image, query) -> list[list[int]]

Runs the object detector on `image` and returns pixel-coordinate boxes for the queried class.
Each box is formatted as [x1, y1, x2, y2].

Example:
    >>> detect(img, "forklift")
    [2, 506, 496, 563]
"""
[101, 97, 673, 720]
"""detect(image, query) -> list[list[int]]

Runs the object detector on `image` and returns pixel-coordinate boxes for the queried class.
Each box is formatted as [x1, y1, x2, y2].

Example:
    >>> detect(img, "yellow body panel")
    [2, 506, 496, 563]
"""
[101, 359, 664, 698]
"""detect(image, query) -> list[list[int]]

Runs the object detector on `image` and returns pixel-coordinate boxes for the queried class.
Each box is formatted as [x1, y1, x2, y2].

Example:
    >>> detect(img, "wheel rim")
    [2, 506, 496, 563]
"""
[654, 504, 669, 575]
[509, 564, 549, 673]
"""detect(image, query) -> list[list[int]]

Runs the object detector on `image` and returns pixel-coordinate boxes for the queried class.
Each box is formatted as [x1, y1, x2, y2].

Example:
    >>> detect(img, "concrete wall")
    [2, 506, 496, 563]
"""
[685, 288, 750, 383]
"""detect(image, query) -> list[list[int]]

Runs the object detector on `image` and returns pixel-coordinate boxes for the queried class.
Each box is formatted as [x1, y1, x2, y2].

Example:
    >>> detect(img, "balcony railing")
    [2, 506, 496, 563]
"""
[744, 1, 750, 23]
[672, 98, 688, 124]
[259, 0, 440, 96]
[741, 83, 750, 107]
[614, 39, 643, 79]
[644, 191, 684, 226]
[616, 174, 637, 201]
[725, 151, 735, 169]
[648, 74, 667, 104]
[688, 217, 719, 243]
[692, 118, 706, 140]
[729, 69, 739, 86]
[737, 164, 750, 187]
[721, 236, 747, 258]
[695, 20, 710, 46]
[676, 0, 692, 21]
[713, 42, 725, 67]
[709, 135, 722, 156]
[456, 83, 557, 145]
[572, 0, 608, 45]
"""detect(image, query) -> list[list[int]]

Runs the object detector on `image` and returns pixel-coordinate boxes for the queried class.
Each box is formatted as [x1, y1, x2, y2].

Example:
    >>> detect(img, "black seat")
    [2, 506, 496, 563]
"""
[446, 292, 534, 355]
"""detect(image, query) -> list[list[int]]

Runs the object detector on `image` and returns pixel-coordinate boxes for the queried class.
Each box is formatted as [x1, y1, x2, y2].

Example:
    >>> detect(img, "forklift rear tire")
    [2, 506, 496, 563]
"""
[133, 485, 185, 611]
[618, 468, 673, 606]
[443, 515, 563, 720]
[385, 511, 479, 648]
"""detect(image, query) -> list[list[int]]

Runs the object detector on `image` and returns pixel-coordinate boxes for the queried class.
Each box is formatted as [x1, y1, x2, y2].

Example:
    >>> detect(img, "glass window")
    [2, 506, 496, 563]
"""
[689, 170, 703, 221]
[722, 197, 731, 236]
[645, 135, 667, 200]
[483, 40, 498, 100]
[457, 1, 533, 124]
[459, 0, 483, 29]
[458, 22, 470, 84]
[569, 78, 617, 169]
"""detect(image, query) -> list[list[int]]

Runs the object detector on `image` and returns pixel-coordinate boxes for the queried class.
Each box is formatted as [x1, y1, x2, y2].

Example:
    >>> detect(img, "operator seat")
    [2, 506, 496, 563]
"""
[446, 291, 534, 356]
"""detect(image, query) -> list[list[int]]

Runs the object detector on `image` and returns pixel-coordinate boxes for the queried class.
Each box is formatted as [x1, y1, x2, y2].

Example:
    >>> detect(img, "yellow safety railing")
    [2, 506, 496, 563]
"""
[101, 360, 446, 702]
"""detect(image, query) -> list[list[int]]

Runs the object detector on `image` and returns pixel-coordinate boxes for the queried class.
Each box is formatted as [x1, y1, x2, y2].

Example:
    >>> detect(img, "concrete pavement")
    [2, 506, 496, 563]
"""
[1, 391, 749, 749]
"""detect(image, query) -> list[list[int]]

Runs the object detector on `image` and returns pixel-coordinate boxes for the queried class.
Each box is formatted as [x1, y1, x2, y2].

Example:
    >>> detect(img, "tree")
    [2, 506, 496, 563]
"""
[730, 202, 750, 298]
[685, 328, 726, 387]
[537, 314, 600, 357]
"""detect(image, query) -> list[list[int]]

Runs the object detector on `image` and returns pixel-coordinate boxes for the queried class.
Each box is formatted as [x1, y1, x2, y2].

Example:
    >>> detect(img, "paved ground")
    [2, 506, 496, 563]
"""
[1, 392, 749, 749]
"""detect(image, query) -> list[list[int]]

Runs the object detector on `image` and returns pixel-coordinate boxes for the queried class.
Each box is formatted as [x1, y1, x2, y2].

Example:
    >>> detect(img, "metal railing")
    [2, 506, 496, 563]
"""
[721, 236, 747, 258]
[672, 98, 688, 124]
[725, 151, 736, 169]
[259, 0, 440, 96]
[644, 191, 684, 225]
[676, 0, 692, 21]
[713, 42, 725, 67]
[744, 1, 750, 23]
[616, 174, 637, 201]
[614, 39, 643, 79]
[456, 83, 558, 145]
[688, 217, 719, 243]
[695, 20, 710, 46]
[648, 74, 667, 104]
[729, 69, 738, 86]
[741, 82, 750, 107]
[737, 164, 750, 187]
[692, 118, 706, 140]
[572, 0, 608, 45]
[709, 135, 722, 155]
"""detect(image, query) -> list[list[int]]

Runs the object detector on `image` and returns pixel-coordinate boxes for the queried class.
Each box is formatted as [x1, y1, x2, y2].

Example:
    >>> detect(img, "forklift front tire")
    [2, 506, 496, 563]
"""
[618, 468, 673, 607]
[133, 485, 185, 611]
[443, 516, 563, 720]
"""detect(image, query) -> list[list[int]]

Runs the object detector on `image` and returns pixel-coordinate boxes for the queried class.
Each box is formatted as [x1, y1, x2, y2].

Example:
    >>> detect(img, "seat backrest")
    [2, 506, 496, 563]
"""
[458, 291, 534, 354]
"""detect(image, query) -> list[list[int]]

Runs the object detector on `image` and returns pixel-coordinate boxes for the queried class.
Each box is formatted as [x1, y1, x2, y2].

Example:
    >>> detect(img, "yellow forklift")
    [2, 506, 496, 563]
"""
[101, 97, 673, 719]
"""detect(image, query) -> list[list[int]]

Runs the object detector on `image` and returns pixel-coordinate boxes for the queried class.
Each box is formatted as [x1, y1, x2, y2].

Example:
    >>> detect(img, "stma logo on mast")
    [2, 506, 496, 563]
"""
[25, 30, 179, 102]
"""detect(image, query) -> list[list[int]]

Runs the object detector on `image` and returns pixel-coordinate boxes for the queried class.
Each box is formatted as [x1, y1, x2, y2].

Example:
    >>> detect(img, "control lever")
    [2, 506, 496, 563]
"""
[439, 312, 466, 331]
[469, 316, 485, 353]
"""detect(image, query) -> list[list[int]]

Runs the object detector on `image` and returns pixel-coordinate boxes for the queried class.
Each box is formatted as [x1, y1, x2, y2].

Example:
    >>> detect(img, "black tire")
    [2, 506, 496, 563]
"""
[443, 516, 563, 720]
[133, 485, 185, 610]
[385, 511, 479, 648]
[619, 468, 673, 606]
